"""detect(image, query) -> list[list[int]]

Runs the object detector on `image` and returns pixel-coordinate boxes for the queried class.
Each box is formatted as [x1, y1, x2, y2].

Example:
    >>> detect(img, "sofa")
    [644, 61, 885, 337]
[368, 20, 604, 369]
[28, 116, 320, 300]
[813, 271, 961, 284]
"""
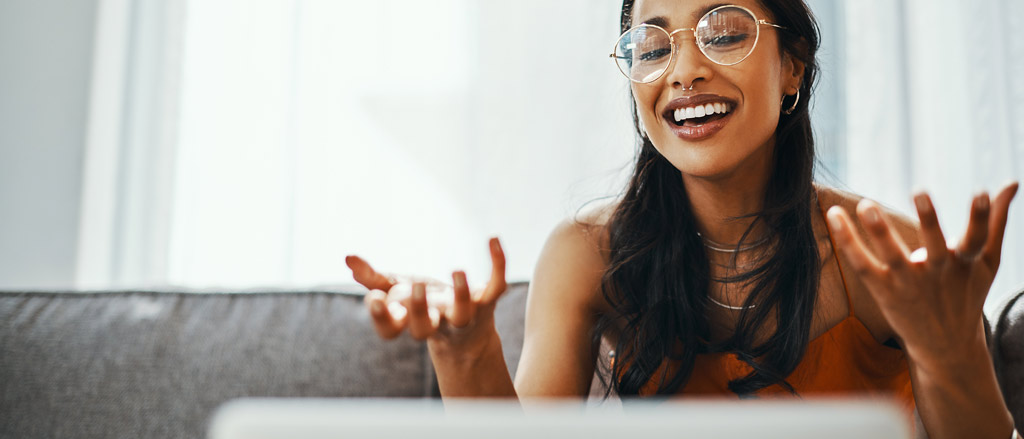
[1, 283, 1021, 438]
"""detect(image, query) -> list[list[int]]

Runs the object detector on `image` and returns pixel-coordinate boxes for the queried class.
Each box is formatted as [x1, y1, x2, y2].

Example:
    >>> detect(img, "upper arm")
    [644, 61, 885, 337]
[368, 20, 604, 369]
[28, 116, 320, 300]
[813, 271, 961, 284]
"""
[513, 216, 609, 398]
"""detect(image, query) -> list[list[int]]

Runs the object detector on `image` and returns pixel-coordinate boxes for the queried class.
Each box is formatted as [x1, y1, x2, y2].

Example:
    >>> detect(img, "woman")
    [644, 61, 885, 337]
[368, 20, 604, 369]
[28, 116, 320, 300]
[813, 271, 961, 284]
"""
[346, 0, 1018, 437]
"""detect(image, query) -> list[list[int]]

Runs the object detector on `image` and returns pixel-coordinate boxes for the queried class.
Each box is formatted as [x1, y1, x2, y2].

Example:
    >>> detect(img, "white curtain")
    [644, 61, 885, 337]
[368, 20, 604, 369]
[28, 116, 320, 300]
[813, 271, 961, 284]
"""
[79, 0, 1022, 315]
[842, 0, 1024, 314]
[165, 0, 633, 287]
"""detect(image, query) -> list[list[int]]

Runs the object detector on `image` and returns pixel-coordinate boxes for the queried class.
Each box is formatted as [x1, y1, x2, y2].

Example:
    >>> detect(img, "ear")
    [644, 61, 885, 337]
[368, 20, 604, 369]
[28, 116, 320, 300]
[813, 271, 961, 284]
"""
[781, 51, 806, 93]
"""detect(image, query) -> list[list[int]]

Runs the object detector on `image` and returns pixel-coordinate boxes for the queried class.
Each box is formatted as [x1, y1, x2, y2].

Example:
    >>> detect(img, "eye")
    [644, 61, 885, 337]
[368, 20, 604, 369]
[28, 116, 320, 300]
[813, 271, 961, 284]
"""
[702, 33, 749, 48]
[639, 47, 671, 62]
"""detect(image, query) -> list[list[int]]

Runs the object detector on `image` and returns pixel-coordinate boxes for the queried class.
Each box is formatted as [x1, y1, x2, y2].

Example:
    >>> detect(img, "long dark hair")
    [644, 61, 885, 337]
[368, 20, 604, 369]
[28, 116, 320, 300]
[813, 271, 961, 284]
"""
[592, 0, 822, 397]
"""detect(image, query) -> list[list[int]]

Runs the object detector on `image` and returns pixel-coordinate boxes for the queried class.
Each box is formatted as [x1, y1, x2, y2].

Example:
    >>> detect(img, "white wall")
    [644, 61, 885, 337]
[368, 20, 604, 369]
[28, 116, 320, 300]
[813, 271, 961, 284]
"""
[0, 0, 98, 289]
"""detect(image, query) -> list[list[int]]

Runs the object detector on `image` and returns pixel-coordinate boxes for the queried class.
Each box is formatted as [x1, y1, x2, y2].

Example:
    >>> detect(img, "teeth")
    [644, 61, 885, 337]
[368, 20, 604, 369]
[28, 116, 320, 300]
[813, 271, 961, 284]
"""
[672, 102, 732, 122]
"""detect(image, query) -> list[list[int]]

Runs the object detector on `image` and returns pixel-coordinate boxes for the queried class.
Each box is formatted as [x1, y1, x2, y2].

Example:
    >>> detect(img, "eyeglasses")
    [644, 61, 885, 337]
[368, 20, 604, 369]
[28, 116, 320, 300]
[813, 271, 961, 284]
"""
[610, 4, 787, 83]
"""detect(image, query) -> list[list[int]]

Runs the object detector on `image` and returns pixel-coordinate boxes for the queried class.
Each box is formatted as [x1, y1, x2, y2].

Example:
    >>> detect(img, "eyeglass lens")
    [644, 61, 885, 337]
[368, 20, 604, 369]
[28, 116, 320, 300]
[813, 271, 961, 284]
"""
[614, 6, 760, 83]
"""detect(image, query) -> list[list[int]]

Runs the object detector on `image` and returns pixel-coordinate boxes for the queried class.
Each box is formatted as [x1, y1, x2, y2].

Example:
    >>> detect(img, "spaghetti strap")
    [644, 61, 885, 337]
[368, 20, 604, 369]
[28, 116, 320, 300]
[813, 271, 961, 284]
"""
[816, 189, 855, 317]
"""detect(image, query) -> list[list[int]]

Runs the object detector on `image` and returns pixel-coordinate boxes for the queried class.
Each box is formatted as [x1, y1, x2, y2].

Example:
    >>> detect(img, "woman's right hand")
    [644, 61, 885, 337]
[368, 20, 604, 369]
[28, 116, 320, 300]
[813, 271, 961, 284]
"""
[345, 238, 508, 350]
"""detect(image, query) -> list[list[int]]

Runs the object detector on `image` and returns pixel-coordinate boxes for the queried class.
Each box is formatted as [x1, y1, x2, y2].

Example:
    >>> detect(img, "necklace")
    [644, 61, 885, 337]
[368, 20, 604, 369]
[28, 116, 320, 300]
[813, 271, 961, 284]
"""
[709, 279, 757, 310]
[698, 231, 767, 310]
[696, 231, 771, 253]
[708, 295, 755, 310]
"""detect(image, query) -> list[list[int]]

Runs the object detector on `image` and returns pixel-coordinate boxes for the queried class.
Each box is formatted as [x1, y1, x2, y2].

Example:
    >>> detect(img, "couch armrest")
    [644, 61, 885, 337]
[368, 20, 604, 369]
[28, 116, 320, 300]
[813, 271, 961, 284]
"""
[992, 289, 1024, 428]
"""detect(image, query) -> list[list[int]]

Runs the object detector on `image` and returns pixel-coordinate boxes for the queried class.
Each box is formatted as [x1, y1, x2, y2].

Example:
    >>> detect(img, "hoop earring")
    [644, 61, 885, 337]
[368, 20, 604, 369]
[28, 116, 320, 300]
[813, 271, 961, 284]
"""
[781, 89, 800, 115]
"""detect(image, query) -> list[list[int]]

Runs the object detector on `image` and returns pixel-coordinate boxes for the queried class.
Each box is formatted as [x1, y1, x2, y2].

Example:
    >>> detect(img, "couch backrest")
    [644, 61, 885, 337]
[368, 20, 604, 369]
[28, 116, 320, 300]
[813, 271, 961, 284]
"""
[2, 283, 1020, 438]
[0, 285, 507, 439]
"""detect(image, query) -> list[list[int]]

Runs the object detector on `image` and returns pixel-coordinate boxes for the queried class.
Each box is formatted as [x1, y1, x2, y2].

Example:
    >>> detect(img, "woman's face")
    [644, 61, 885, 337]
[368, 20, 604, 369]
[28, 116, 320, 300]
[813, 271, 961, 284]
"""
[630, 0, 803, 181]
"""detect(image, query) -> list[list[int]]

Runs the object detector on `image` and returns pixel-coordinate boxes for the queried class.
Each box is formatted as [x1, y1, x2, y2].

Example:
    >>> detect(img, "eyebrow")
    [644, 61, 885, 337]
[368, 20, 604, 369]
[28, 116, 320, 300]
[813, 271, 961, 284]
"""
[639, 3, 730, 28]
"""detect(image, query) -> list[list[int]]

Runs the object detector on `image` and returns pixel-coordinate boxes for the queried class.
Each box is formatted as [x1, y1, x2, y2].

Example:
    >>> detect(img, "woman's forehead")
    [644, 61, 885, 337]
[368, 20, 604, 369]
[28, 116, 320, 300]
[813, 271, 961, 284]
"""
[631, 0, 769, 28]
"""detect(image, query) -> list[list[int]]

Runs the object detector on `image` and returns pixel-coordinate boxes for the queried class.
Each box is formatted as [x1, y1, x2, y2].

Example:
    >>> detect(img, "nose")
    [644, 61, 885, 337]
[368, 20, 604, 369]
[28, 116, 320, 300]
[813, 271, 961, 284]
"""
[663, 32, 714, 89]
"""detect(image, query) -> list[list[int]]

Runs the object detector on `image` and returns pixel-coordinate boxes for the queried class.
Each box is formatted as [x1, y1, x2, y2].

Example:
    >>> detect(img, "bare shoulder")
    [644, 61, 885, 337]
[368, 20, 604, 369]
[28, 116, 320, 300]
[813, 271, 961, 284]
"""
[817, 184, 921, 250]
[530, 199, 617, 313]
[816, 184, 922, 343]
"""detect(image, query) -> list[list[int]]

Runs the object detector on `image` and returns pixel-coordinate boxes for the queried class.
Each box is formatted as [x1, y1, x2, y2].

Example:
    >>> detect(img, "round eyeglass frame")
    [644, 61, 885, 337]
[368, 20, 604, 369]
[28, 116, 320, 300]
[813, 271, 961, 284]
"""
[609, 4, 788, 84]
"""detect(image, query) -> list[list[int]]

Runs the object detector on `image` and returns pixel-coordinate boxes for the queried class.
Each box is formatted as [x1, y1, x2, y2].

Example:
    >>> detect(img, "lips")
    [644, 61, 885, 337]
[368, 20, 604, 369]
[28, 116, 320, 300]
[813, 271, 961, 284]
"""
[661, 94, 738, 141]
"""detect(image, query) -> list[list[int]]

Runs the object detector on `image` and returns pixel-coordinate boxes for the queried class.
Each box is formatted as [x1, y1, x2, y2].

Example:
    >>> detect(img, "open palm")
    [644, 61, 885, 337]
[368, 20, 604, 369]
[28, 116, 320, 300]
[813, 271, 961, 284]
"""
[345, 238, 508, 346]
[825, 182, 1018, 360]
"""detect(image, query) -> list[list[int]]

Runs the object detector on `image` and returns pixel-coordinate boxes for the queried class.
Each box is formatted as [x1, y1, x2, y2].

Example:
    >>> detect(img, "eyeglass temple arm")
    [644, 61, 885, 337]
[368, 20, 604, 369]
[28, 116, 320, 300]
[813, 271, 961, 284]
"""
[758, 20, 787, 30]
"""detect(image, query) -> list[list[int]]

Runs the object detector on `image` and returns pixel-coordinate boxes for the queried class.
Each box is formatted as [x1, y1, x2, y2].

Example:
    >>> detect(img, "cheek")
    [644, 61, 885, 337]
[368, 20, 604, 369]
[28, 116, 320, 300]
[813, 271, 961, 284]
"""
[748, 87, 781, 127]
[631, 85, 661, 128]
[750, 61, 786, 113]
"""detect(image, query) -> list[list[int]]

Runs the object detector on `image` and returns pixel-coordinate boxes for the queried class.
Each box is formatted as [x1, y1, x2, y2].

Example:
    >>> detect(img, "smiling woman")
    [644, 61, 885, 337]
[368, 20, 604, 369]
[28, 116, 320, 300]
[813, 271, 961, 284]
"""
[603, 0, 825, 398]
[346, 1, 1020, 439]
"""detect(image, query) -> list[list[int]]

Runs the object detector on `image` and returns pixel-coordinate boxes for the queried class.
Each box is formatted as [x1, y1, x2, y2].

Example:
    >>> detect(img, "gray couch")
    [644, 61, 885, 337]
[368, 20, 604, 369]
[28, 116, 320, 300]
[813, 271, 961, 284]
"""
[1, 283, 1021, 438]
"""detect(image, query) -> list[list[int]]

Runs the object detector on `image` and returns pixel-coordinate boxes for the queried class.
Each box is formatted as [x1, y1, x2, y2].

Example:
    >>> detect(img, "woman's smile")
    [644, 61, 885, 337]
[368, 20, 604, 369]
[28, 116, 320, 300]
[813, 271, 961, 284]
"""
[661, 93, 738, 142]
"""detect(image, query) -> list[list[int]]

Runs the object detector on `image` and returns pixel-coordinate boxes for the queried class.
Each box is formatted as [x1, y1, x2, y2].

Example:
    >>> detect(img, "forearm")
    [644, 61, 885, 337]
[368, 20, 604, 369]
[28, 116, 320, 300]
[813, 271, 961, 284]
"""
[427, 327, 518, 398]
[907, 325, 1014, 439]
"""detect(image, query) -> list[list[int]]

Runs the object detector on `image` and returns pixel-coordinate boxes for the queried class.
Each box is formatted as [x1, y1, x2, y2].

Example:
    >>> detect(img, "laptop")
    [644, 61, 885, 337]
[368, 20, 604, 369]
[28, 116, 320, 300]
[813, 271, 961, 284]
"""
[208, 397, 911, 439]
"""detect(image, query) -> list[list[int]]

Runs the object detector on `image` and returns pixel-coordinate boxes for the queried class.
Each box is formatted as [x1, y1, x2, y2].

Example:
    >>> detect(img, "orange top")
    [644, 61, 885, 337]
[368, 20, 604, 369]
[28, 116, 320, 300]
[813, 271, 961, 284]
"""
[637, 202, 915, 415]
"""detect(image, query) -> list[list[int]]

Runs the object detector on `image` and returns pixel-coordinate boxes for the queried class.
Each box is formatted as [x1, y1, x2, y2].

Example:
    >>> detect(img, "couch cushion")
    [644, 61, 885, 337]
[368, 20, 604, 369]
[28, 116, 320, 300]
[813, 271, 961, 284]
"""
[0, 288, 432, 439]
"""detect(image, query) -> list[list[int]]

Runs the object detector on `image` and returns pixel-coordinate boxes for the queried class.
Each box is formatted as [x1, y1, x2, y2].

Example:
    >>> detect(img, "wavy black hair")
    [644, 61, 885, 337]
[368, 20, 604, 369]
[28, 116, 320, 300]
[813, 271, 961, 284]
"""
[592, 0, 822, 397]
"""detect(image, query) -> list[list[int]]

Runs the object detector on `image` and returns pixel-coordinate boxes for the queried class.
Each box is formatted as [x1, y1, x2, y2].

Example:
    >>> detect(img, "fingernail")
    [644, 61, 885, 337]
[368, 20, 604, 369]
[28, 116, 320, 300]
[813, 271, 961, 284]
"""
[827, 212, 843, 233]
[976, 194, 989, 210]
[865, 206, 881, 224]
[413, 284, 425, 301]
[371, 301, 384, 315]
[491, 238, 501, 251]
[454, 273, 464, 287]
[913, 194, 930, 213]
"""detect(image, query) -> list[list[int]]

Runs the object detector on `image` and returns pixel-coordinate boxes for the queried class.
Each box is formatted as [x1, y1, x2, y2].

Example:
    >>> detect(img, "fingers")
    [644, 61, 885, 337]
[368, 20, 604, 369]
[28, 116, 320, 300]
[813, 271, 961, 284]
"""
[447, 271, 474, 328]
[364, 289, 406, 339]
[346, 255, 397, 291]
[912, 192, 948, 267]
[357, 237, 511, 339]
[983, 181, 1020, 267]
[827, 206, 885, 278]
[956, 193, 991, 262]
[856, 200, 910, 270]
[407, 283, 440, 340]
[479, 238, 508, 304]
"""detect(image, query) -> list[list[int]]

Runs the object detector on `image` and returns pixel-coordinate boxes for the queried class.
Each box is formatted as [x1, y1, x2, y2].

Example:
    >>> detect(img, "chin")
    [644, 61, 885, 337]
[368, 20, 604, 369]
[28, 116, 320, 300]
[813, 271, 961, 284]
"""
[652, 135, 727, 169]
[653, 130, 774, 182]
[657, 149, 738, 181]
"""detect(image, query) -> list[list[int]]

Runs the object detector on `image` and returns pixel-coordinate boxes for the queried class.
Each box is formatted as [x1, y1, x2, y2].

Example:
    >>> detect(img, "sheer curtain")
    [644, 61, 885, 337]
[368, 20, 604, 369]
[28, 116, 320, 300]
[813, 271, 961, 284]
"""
[841, 0, 1024, 314]
[79, 0, 1022, 313]
[166, 0, 634, 287]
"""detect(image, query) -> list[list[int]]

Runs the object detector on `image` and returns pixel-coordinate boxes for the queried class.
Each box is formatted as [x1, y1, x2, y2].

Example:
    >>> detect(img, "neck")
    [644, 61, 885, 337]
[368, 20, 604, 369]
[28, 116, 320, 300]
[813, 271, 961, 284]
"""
[681, 147, 774, 246]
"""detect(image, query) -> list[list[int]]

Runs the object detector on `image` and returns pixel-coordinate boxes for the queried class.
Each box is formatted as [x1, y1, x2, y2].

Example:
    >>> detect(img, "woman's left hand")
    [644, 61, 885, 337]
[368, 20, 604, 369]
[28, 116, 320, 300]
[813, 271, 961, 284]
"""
[825, 182, 1018, 364]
